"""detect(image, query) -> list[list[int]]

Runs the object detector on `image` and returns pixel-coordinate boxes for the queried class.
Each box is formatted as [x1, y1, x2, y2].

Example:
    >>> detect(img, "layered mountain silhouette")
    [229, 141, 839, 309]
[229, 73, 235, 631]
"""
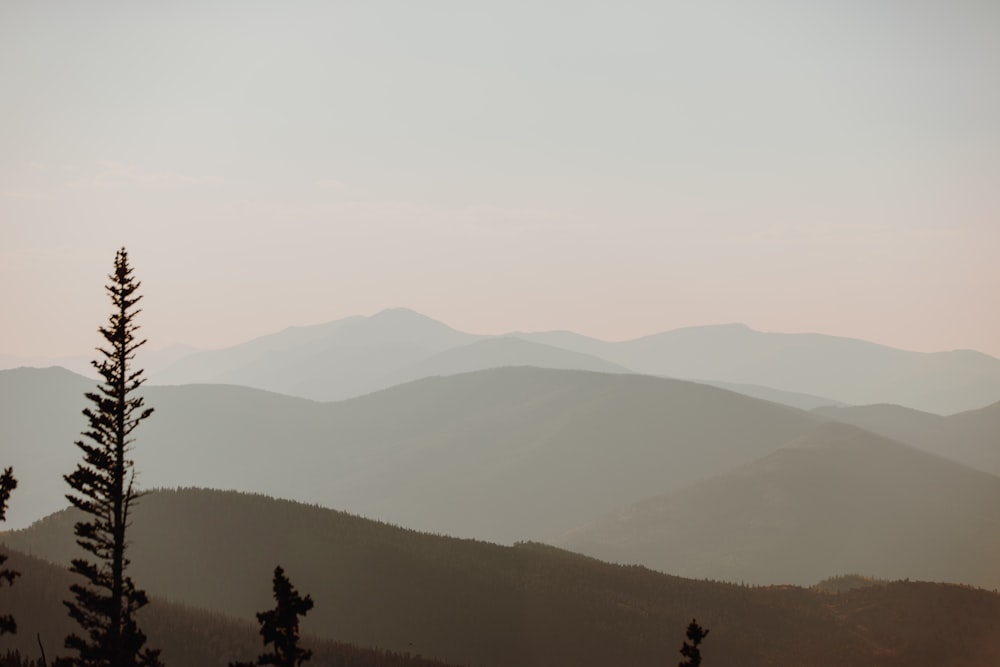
[152, 309, 484, 400]
[141, 308, 1000, 413]
[1, 366, 825, 540]
[6, 363, 998, 589]
[557, 422, 1000, 589]
[814, 401, 1000, 476]
[521, 323, 1000, 414]
[5, 308, 998, 667]
[692, 379, 846, 411]
[371, 336, 631, 388]
[0, 344, 199, 379]
[5, 488, 1000, 667]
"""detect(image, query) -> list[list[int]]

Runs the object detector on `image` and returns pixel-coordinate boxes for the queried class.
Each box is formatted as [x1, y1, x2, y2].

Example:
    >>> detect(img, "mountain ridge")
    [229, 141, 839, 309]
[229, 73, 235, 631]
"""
[8, 310, 999, 413]
[5, 487, 1000, 667]
[1, 365, 825, 537]
[556, 421, 1000, 589]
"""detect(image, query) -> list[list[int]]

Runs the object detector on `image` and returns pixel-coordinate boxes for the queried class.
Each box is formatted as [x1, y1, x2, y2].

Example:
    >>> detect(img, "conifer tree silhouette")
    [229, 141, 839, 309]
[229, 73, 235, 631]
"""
[57, 249, 161, 667]
[678, 618, 709, 667]
[0, 467, 18, 635]
[231, 566, 314, 667]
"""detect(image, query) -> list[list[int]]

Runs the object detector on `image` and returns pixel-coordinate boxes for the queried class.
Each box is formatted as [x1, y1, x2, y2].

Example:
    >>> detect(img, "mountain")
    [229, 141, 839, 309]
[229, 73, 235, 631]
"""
[696, 379, 845, 411]
[5, 488, 1000, 667]
[137, 343, 202, 375]
[0, 367, 102, 528]
[557, 422, 1000, 589]
[13, 311, 1000, 412]
[520, 323, 1000, 414]
[814, 401, 1000, 476]
[0, 354, 94, 377]
[0, 548, 456, 667]
[0, 344, 199, 380]
[152, 308, 484, 400]
[371, 336, 632, 388]
[0, 366, 824, 540]
[151, 310, 631, 402]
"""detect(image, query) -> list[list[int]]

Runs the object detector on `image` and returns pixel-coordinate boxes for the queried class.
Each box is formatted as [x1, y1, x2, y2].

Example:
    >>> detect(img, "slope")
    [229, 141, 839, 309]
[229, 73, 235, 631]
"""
[557, 422, 1000, 589]
[0, 366, 825, 541]
[522, 323, 1000, 414]
[814, 401, 1000, 476]
[0, 548, 455, 667]
[696, 379, 845, 411]
[152, 308, 483, 400]
[370, 336, 632, 388]
[17, 310, 1000, 412]
[5, 488, 1000, 667]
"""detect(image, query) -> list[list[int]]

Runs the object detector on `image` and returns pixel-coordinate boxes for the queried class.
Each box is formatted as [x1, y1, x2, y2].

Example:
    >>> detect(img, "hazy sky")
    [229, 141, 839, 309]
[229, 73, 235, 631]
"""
[2, 1, 999, 358]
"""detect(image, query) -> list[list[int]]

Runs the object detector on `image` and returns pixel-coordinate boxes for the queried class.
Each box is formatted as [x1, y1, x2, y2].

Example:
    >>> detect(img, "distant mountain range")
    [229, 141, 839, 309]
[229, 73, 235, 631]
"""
[0, 344, 199, 379]
[0, 366, 824, 540]
[813, 401, 1000, 476]
[4, 364, 1000, 593]
[7, 309, 998, 412]
[5, 488, 1000, 667]
[39, 307, 986, 414]
[519, 322, 1000, 414]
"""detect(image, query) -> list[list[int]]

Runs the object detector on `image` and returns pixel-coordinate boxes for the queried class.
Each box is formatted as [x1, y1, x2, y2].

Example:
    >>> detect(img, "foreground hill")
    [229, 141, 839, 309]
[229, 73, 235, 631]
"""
[814, 401, 1000, 476]
[0, 366, 824, 540]
[6, 488, 1000, 667]
[0, 549, 455, 667]
[557, 422, 1000, 589]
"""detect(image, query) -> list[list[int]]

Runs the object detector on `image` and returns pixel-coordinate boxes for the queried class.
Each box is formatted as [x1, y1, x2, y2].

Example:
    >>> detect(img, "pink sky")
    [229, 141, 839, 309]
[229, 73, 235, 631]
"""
[2, 2, 999, 359]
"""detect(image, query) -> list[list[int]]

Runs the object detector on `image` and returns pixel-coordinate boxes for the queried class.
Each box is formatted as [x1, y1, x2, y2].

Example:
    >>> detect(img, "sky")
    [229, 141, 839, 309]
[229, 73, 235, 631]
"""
[2, 1, 999, 359]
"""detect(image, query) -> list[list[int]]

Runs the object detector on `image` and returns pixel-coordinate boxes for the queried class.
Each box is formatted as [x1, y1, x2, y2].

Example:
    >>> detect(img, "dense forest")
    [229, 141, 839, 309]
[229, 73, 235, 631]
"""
[0, 549, 459, 667]
[5, 489, 1000, 667]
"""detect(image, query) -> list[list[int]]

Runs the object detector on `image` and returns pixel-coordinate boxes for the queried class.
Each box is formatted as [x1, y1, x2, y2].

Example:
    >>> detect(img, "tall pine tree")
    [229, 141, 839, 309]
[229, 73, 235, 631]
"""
[58, 248, 161, 667]
[0, 467, 18, 635]
[230, 566, 314, 667]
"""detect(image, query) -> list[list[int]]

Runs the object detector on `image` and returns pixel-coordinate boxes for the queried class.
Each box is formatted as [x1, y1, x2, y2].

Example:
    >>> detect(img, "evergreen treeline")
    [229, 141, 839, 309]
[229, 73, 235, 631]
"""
[1, 649, 41, 667]
[0, 467, 17, 637]
[0, 549, 458, 667]
[7, 489, 1000, 667]
[231, 566, 314, 667]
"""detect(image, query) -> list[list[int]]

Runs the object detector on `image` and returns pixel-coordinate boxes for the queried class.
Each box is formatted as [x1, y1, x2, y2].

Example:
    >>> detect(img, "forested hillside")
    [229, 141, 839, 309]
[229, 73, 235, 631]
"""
[0, 549, 458, 667]
[5, 488, 1000, 667]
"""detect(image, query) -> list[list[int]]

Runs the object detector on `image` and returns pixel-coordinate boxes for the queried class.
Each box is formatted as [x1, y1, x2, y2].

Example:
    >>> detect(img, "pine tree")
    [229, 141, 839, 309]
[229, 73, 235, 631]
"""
[0, 467, 18, 635]
[231, 566, 314, 667]
[1, 649, 40, 667]
[57, 248, 161, 667]
[678, 618, 709, 667]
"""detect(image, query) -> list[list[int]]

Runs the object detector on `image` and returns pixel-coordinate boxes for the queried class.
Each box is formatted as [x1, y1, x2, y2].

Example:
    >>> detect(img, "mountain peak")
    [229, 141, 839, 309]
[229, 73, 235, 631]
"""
[369, 307, 441, 323]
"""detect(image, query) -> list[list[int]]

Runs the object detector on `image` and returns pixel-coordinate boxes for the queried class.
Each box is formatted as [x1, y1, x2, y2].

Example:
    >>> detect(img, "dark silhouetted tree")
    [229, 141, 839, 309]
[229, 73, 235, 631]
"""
[1, 649, 41, 667]
[57, 248, 161, 667]
[678, 618, 709, 667]
[0, 467, 18, 635]
[231, 566, 314, 667]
